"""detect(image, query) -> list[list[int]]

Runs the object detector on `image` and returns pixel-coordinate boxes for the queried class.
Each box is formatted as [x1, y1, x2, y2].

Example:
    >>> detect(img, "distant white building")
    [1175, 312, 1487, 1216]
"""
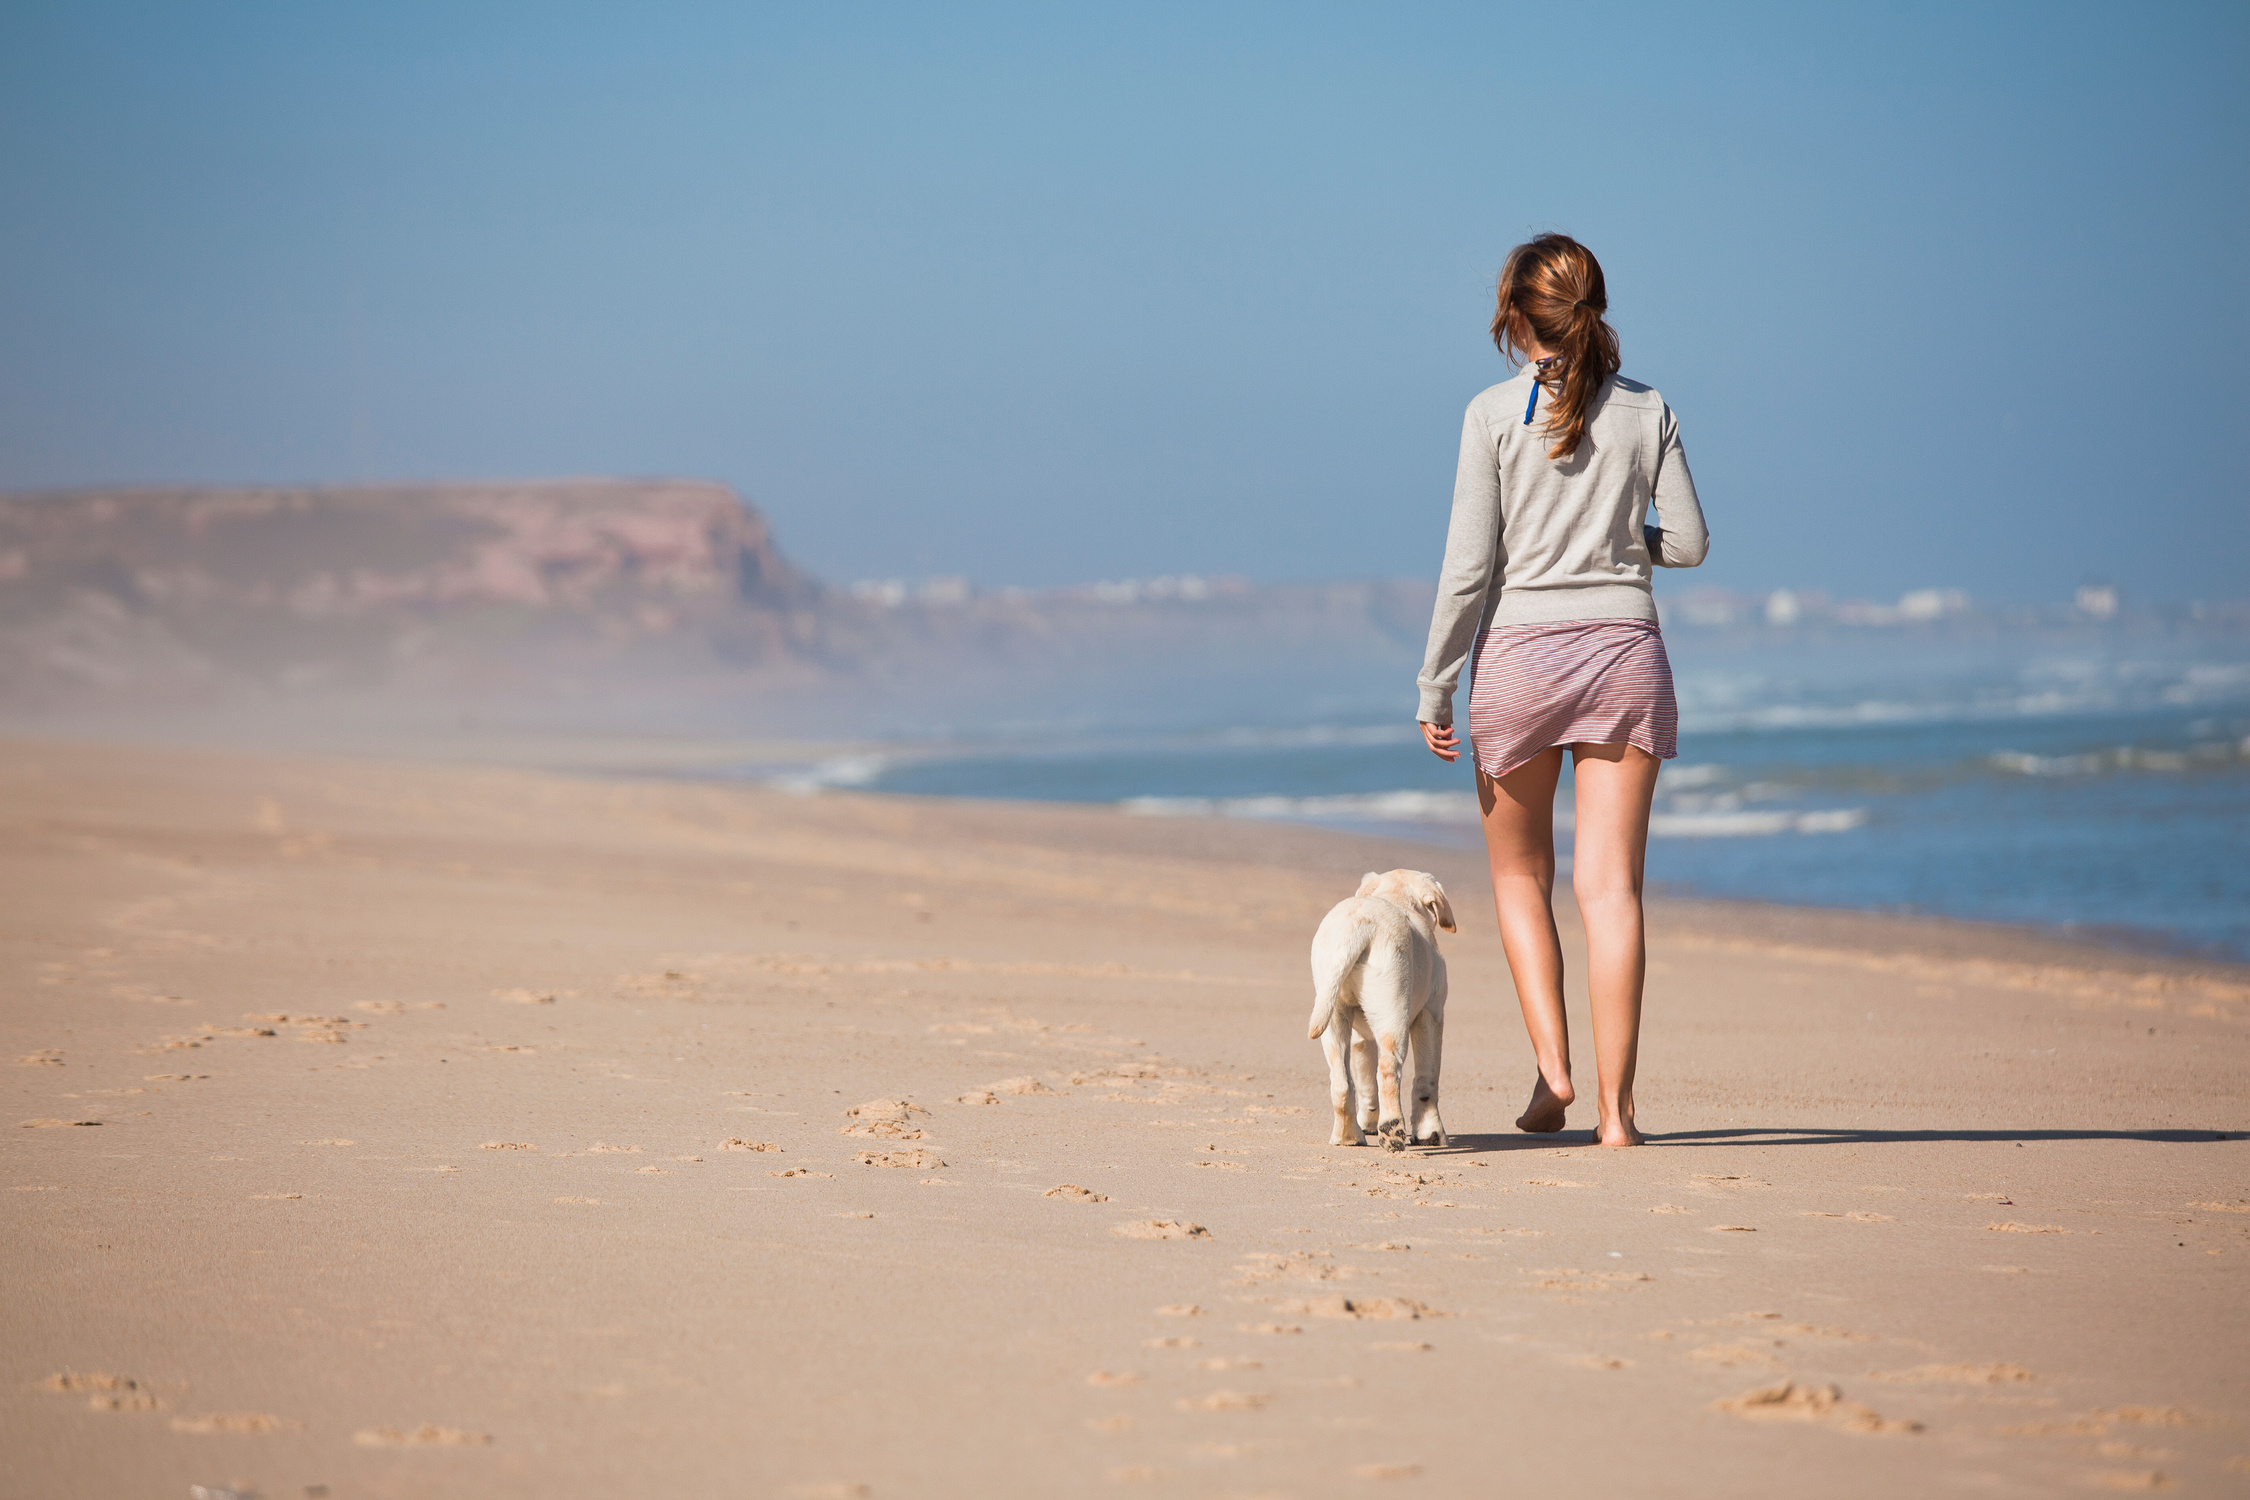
[1897, 587, 1968, 621]
[2075, 583, 2119, 621]
[850, 578, 909, 608]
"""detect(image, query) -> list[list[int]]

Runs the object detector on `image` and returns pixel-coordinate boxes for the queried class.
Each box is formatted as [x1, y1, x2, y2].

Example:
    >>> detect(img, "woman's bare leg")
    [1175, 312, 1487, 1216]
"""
[1569, 742, 1662, 1146]
[1476, 748, 1575, 1131]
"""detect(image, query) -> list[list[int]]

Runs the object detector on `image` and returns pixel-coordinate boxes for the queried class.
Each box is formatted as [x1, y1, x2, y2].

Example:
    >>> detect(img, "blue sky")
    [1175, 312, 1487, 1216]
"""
[1, 2, 2243, 603]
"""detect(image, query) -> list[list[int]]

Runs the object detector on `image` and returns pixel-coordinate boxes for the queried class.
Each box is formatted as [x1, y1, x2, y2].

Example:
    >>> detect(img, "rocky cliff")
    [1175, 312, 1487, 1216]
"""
[0, 479, 1434, 733]
[0, 479, 827, 708]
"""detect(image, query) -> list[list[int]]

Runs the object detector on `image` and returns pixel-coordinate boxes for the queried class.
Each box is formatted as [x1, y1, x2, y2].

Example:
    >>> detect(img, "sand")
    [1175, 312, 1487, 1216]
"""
[2, 735, 2245, 1498]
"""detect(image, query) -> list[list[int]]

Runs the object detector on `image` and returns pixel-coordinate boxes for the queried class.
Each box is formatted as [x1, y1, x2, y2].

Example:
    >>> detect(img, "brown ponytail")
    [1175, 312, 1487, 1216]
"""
[1491, 233, 1621, 461]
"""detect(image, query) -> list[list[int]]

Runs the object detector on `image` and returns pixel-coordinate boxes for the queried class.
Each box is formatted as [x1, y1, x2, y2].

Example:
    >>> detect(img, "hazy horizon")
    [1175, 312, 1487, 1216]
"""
[3, 3, 2245, 607]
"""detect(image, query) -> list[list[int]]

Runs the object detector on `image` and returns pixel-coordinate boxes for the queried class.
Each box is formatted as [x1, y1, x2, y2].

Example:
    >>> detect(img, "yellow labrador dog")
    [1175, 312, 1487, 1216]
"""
[1305, 869, 1454, 1151]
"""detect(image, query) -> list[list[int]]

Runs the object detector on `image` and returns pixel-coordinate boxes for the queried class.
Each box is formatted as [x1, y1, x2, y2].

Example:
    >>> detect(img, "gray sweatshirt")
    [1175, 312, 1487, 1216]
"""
[1416, 371, 1709, 725]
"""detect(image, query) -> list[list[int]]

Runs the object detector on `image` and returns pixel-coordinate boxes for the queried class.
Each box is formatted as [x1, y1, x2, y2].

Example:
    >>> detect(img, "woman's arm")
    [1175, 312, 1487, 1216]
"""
[1645, 402, 1709, 568]
[1415, 403, 1505, 729]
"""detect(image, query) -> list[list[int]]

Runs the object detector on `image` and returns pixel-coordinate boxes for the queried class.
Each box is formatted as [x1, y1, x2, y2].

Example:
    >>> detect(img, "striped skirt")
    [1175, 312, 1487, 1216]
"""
[1465, 618, 1678, 779]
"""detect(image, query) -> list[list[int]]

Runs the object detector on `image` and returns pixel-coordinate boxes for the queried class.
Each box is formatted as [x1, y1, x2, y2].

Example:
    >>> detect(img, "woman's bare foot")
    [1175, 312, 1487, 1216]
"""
[1590, 1113, 1644, 1147]
[1515, 1072, 1574, 1133]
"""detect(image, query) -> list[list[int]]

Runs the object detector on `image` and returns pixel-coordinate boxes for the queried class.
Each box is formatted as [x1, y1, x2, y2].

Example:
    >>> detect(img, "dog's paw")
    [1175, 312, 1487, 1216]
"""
[1380, 1130, 1408, 1154]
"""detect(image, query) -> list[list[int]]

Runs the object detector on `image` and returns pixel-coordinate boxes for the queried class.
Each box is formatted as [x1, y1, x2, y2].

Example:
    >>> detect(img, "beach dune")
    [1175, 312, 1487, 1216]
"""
[2, 737, 2245, 1497]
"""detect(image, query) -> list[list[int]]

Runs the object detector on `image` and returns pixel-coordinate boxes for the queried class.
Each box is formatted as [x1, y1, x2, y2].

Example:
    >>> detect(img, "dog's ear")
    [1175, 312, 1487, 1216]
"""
[1354, 871, 1383, 898]
[1421, 875, 1456, 932]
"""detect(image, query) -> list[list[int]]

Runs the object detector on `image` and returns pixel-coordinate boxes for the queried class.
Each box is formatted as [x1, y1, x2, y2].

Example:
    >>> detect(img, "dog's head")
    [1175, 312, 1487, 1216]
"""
[1354, 869, 1456, 933]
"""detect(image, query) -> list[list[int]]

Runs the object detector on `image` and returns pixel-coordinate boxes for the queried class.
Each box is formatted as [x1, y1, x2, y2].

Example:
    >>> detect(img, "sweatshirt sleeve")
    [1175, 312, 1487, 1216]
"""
[1415, 403, 1505, 725]
[1646, 402, 1709, 568]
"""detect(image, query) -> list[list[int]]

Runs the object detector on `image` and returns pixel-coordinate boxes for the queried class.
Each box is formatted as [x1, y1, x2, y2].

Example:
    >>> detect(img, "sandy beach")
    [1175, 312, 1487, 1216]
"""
[3, 735, 2246, 1499]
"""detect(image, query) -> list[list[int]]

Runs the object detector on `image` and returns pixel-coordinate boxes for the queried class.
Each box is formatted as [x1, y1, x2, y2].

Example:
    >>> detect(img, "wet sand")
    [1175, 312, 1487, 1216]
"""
[2, 735, 2246, 1498]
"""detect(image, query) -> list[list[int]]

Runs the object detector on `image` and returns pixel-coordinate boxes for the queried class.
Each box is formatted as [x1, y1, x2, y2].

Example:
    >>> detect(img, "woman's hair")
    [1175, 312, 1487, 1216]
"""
[1491, 233, 1621, 461]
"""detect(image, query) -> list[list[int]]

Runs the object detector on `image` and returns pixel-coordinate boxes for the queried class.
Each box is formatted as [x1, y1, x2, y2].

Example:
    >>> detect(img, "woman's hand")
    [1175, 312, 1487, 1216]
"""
[1420, 720, 1459, 762]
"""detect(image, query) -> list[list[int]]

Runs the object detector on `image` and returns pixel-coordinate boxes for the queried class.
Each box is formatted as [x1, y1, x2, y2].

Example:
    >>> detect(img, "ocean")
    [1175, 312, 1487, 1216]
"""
[769, 629, 2250, 962]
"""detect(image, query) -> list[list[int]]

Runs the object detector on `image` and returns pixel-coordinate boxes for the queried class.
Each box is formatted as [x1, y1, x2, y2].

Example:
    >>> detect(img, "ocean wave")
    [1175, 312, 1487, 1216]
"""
[769, 754, 888, 794]
[1647, 808, 1869, 837]
[1121, 789, 1481, 823]
[1988, 739, 2250, 777]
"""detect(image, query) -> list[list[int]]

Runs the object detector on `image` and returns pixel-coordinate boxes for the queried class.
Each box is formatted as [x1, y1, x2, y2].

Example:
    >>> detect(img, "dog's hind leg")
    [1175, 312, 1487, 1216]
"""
[1372, 1029, 1409, 1152]
[1320, 1018, 1365, 1146]
[1349, 1018, 1379, 1136]
[1409, 1004, 1446, 1146]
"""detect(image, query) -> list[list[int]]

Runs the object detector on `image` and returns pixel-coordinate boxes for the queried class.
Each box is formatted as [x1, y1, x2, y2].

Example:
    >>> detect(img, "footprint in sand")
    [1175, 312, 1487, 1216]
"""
[44, 1372, 154, 1411]
[1986, 1222, 2067, 1234]
[16, 1051, 63, 1066]
[1713, 1381, 1920, 1434]
[20, 1118, 101, 1128]
[170, 1412, 294, 1435]
[854, 1150, 943, 1169]
[841, 1099, 931, 1140]
[1875, 1363, 2034, 1385]
[1156, 1305, 1206, 1317]
[720, 1139, 781, 1152]
[1113, 1220, 1209, 1240]
[1277, 1296, 1437, 1322]
[585, 1143, 641, 1155]
[492, 988, 557, 1005]
[1045, 1184, 1110, 1202]
[353, 1424, 492, 1446]
[482, 1142, 536, 1151]
[968, 1077, 1059, 1100]
[770, 1169, 835, 1179]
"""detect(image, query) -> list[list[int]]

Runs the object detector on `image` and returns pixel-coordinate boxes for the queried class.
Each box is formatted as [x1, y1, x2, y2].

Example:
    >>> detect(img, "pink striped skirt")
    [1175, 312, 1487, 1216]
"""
[1465, 618, 1678, 779]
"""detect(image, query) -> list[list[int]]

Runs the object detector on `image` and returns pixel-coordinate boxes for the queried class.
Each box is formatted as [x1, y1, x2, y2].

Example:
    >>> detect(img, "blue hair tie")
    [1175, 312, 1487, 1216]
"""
[1524, 356, 1562, 425]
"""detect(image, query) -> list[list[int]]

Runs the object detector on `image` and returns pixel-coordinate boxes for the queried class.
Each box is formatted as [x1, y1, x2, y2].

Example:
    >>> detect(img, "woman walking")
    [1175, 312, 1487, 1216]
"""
[1417, 233, 1708, 1147]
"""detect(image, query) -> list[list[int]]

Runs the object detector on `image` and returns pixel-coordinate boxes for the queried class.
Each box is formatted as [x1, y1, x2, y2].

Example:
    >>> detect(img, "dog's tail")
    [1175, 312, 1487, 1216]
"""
[1307, 908, 1378, 1040]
